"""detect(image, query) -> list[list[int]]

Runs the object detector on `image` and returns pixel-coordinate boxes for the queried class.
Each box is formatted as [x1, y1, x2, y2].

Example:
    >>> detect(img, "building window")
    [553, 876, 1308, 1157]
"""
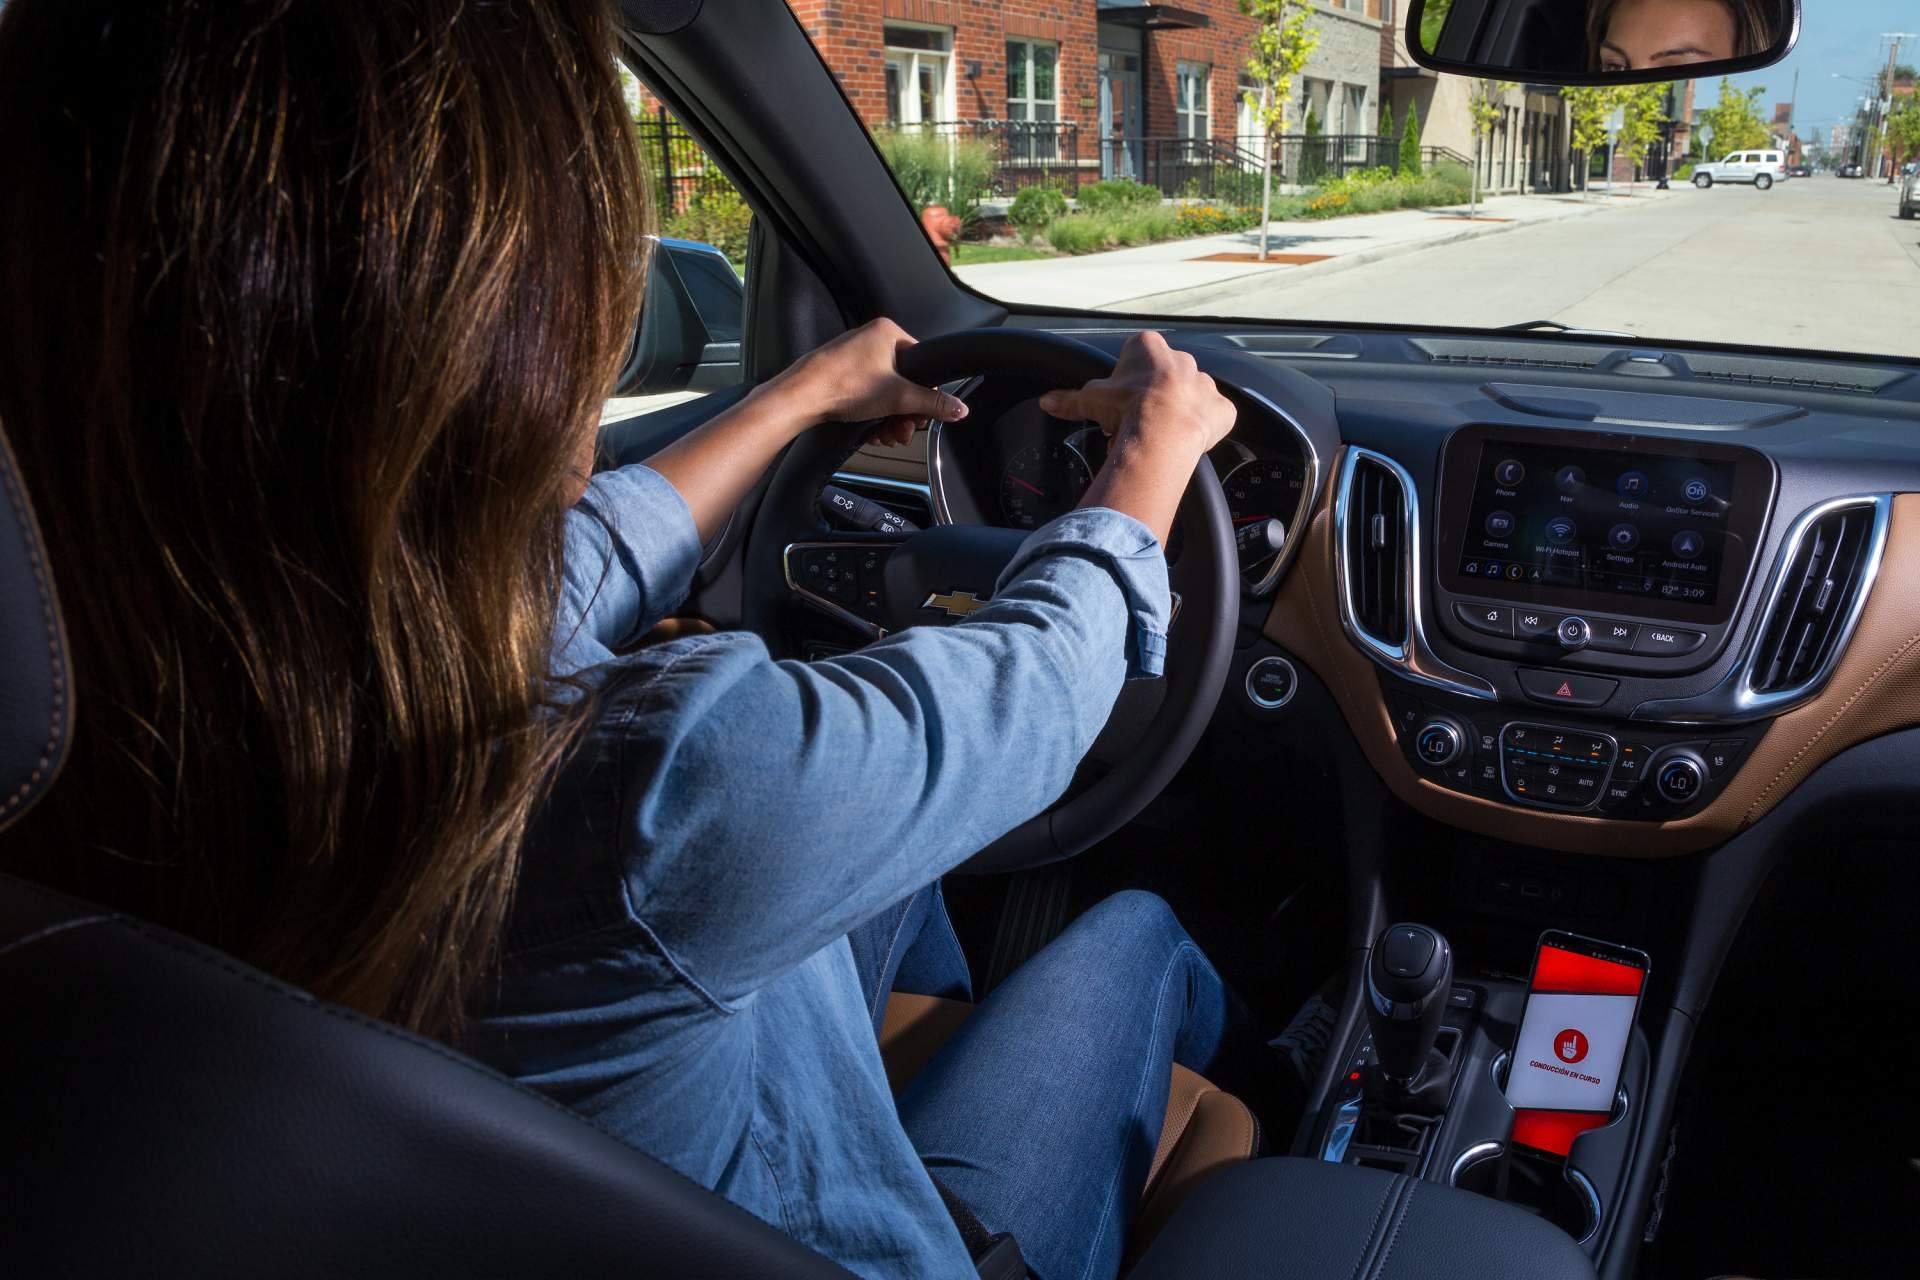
[1176, 61, 1211, 141]
[884, 24, 952, 128]
[1302, 77, 1332, 132]
[1343, 83, 1369, 158]
[1007, 39, 1058, 123]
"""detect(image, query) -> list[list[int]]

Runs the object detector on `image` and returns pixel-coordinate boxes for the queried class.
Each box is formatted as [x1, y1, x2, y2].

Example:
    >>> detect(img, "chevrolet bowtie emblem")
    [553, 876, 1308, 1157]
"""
[921, 589, 987, 618]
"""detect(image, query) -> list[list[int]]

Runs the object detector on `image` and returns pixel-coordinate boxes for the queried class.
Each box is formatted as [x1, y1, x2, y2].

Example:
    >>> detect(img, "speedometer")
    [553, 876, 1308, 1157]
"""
[999, 440, 1092, 530]
[1223, 456, 1305, 585]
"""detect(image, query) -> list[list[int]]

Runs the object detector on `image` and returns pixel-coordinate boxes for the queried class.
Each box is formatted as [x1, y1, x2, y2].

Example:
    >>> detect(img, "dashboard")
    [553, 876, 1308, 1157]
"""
[825, 324, 1920, 858]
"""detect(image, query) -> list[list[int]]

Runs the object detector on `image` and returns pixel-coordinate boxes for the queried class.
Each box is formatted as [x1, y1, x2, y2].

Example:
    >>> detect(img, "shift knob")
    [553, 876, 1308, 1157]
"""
[1365, 922, 1454, 1086]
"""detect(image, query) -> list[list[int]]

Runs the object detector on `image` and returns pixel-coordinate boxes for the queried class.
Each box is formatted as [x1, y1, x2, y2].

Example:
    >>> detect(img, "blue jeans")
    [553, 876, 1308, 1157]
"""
[850, 887, 1238, 1280]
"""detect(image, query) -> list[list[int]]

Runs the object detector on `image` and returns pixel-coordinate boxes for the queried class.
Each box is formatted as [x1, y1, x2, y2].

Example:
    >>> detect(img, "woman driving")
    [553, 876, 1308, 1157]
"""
[0, 2, 1267, 1278]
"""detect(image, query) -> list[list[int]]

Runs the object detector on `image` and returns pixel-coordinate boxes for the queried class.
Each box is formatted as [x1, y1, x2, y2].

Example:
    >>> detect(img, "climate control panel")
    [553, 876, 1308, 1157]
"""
[1385, 678, 1758, 821]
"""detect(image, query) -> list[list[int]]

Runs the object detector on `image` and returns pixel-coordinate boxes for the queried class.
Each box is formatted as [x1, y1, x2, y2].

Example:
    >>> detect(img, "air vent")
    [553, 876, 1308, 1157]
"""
[1748, 500, 1882, 697]
[1346, 455, 1409, 648]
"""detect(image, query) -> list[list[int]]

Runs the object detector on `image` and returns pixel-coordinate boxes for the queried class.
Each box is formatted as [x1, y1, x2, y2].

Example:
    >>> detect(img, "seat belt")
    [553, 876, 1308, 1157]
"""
[926, 1170, 1029, 1280]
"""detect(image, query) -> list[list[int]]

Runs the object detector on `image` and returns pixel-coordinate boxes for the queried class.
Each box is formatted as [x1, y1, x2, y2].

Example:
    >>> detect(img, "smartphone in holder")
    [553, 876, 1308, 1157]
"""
[1503, 930, 1649, 1161]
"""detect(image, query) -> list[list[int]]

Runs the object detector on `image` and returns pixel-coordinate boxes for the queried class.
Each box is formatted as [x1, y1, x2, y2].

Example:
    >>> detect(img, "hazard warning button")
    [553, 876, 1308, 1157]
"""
[1515, 668, 1619, 709]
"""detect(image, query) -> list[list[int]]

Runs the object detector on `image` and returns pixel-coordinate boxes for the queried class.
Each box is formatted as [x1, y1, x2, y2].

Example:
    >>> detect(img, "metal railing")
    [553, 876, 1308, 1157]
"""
[917, 119, 1084, 194]
[635, 108, 722, 216]
[1100, 134, 1440, 198]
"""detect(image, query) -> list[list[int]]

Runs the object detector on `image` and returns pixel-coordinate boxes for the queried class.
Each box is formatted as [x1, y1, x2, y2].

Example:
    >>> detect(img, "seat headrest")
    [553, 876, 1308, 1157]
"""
[0, 422, 71, 834]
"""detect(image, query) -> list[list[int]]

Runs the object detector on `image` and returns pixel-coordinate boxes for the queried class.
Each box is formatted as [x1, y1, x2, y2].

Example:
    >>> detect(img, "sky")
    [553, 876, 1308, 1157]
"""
[1713, 0, 1917, 142]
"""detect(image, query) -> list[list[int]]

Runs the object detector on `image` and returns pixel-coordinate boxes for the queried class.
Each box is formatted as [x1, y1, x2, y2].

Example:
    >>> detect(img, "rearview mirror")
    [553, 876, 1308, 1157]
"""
[1406, 0, 1799, 85]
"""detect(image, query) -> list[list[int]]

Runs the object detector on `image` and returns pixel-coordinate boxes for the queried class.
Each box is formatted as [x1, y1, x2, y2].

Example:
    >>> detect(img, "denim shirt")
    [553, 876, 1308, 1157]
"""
[463, 464, 1171, 1279]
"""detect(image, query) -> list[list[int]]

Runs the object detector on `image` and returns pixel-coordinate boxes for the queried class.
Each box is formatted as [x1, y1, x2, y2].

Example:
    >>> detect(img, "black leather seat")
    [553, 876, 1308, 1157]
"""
[0, 426, 858, 1277]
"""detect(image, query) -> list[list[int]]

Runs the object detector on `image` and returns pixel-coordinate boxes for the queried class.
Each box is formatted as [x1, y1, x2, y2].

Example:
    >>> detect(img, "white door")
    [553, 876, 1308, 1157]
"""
[883, 27, 951, 129]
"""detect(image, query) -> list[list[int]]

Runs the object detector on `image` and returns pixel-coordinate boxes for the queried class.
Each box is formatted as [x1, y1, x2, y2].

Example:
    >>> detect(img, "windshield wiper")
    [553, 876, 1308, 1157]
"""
[1500, 319, 1638, 339]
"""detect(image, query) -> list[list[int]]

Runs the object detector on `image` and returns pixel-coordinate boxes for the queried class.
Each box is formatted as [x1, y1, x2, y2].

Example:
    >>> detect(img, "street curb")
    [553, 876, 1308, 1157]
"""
[1109, 198, 1624, 316]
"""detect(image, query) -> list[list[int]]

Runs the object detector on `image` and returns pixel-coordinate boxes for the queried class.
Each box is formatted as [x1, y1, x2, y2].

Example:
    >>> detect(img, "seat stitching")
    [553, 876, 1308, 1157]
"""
[0, 428, 68, 826]
[0, 914, 113, 959]
[1367, 1178, 1418, 1280]
[1346, 1175, 1401, 1280]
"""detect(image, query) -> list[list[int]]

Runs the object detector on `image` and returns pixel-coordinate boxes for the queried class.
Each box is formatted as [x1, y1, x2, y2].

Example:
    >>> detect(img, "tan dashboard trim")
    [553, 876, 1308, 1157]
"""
[1263, 449, 1920, 856]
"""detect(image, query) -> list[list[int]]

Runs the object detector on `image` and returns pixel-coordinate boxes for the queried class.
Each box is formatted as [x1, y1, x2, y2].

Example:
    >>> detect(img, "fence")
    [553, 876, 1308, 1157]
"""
[1102, 134, 1436, 199]
[920, 120, 1084, 195]
[635, 108, 721, 217]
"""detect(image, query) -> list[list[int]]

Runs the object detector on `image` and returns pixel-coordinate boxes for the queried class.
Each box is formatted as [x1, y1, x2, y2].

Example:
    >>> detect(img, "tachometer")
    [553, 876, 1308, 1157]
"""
[999, 440, 1092, 530]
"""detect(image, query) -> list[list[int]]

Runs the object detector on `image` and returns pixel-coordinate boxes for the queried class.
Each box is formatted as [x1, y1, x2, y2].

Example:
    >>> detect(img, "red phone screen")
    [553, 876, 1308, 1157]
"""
[1504, 935, 1647, 1158]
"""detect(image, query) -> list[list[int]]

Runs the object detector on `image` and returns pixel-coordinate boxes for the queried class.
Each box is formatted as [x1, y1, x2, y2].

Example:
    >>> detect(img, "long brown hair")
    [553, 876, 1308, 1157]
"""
[1587, 0, 1781, 71]
[0, 0, 648, 1035]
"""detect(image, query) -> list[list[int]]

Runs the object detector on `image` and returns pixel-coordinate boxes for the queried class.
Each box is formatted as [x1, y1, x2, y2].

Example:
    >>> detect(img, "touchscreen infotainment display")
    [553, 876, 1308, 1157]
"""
[1437, 430, 1773, 626]
[1458, 443, 1735, 606]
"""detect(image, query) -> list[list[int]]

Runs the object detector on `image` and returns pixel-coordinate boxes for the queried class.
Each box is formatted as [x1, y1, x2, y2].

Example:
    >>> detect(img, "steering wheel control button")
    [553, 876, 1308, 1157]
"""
[1415, 719, 1466, 768]
[1632, 626, 1706, 657]
[1588, 619, 1641, 652]
[1245, 656, 1298, 711]
[1513, 609, 1564, 642]
[1516, 668, 1618, 708]
[1555, 616, 1592, 649]
[1651, 749, 1708, 805]
[1455, 602, 1514, 637]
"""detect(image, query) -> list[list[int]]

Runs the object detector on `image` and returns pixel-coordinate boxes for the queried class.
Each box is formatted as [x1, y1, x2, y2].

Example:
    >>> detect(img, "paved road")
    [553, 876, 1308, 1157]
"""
[1156, 177, 1920, 360]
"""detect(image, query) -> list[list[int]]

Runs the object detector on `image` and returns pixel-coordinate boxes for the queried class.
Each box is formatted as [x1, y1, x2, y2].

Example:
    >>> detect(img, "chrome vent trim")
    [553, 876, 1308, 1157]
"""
[1332, 448, 1495, 701]
[1632, 495, 1891, 724]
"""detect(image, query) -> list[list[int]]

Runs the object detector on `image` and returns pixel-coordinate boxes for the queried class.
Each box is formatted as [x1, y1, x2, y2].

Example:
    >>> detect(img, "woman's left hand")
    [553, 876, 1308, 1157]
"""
[768, 318, 969, 447]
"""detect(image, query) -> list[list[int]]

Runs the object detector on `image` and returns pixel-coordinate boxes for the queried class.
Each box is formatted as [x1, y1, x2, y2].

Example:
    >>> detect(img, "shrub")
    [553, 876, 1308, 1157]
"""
[662, 182, 752, 262]
[1674, 161, 1695, 180]
[1042, 214, 1110, 254]
[1040, 204, 1180, 253]
[1300, 109, 1327, 183]
[1431, 158, 1472, 192]
[1174, 204, 1261, 236]
[1398, 102, 1424, 176]
[1008, 185, 1069, 238]
[1076, 179, 1163, 215]
[875, 129, 995, 222]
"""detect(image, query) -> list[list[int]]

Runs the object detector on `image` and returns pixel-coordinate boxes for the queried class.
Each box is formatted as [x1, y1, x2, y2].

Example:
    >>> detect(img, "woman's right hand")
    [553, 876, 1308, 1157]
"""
[1039, 332, 1237, 548]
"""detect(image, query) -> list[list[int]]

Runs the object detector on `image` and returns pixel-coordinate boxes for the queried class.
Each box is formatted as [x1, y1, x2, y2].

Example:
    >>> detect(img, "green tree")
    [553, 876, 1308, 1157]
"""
[1613, 82, 1670, 181]
[1563, 85, 1615, 196]
[1379, 102, 1396, 173]
[1301, 107, 1326, 183]
[1886, 94, 1920, 174]
[1465, 79, 1513, 218]
[1239, 0, 1319, 260]
[1398, 99, 1423, 175]
[1699, 77, 1770, 157]
[1419, 0, 1456, 53]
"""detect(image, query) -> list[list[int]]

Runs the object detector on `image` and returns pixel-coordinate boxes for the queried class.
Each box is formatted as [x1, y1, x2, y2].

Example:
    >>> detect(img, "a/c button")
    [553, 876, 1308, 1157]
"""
[1516, 668, 1619, 708]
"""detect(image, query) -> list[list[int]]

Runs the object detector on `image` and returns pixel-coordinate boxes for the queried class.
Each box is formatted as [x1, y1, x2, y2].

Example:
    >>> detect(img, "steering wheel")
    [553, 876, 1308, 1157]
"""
[742, 329, 1235, 873]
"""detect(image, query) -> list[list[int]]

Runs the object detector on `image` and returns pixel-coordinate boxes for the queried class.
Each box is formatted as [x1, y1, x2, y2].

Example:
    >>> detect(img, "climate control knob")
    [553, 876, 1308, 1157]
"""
[1556, 615, 1592, 650]
[1649, 747, 1709, 806]
[1413, 717, 1468, 768]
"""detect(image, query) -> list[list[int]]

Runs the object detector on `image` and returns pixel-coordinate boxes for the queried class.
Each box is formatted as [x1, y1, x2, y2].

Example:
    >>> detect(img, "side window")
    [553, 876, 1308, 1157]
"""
[607, 66, 752, 425]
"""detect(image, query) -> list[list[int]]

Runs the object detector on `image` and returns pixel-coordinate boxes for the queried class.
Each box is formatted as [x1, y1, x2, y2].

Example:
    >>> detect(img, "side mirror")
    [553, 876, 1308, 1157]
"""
[1406, 0, 1800, 85]
[614, 237, 745, 398]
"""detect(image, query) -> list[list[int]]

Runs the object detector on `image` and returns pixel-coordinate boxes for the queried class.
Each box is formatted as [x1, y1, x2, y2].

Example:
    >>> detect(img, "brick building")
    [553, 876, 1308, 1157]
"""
[785, 1, 1392, 190]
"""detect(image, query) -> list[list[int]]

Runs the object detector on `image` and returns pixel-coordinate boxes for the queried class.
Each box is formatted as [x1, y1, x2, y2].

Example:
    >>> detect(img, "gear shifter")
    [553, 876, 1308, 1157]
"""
[1365, 922, 1454, 1107]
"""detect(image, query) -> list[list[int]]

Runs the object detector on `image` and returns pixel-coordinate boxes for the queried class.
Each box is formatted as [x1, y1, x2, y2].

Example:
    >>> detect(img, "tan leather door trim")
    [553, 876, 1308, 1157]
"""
[1262, 449, 1920, 857]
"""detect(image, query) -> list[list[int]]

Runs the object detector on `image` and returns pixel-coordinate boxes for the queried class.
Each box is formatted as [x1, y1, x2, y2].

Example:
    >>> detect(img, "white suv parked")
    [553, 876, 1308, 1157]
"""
[1692, 150, 1786, 190]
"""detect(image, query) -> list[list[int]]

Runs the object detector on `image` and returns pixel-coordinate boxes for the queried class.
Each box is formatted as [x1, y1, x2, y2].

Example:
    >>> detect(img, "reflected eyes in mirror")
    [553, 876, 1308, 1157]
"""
[1410, 0, 1795, 86]
[1590, 0, 1768, 75]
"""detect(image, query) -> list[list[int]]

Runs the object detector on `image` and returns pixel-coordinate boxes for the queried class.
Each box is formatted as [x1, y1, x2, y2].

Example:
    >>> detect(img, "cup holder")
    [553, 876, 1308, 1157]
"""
[1449, 1052, 1618, 1244]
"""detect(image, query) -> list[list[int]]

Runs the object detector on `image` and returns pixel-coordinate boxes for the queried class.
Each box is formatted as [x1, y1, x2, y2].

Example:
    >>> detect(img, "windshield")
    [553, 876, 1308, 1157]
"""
[801, 1, 1918, 360]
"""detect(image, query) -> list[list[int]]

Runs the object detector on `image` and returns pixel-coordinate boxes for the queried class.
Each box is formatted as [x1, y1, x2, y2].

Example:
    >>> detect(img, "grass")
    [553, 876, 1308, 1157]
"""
[950, 243, 1052, 265]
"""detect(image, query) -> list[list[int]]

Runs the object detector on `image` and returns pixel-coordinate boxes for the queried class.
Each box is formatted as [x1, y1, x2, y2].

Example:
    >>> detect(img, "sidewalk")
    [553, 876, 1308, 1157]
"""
[954, 185, 1686, 314]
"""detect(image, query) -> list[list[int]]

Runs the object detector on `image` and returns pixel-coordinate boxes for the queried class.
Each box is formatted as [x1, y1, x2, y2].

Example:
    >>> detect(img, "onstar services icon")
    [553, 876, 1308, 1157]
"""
[1556, 1028, 1590, 1064]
